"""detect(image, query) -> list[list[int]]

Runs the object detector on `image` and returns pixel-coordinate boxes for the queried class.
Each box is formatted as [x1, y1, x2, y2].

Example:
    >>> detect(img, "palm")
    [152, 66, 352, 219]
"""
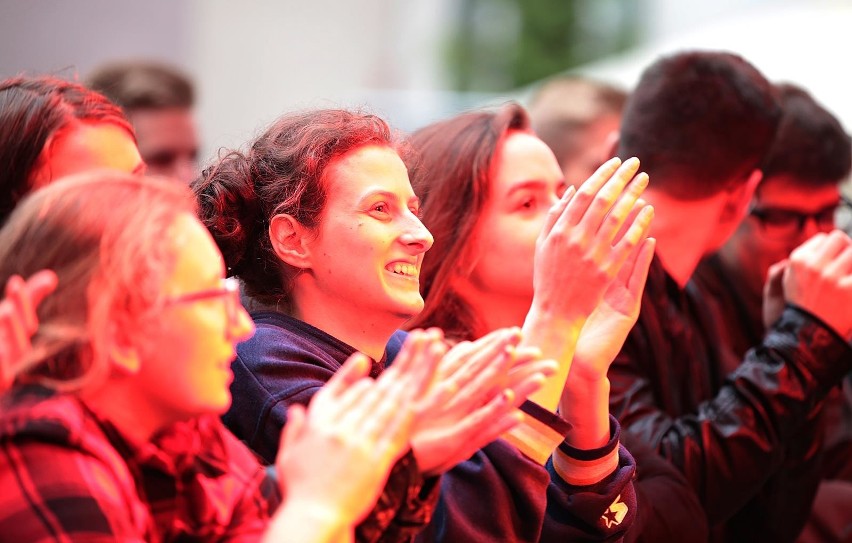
[573, 240, 654, 381]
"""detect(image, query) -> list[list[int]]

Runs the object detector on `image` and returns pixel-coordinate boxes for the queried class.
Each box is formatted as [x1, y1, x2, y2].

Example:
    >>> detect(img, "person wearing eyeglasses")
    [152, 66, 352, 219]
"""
[693, 82, 852, 543]
[0, 172, 452, 543]
[608, 51, 852, 543]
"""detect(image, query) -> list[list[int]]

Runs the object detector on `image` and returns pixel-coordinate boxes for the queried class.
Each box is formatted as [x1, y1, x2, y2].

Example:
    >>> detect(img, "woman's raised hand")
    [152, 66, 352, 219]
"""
[409, 327, 557, 476]
[531, 157, 653, 323]
[274, 329, 446, 529]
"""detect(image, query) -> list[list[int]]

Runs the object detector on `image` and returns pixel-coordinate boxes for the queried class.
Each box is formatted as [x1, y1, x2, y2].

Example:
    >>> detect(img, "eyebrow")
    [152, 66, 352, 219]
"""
[360, 189, 420, 207]
[505, 179, 563, 196]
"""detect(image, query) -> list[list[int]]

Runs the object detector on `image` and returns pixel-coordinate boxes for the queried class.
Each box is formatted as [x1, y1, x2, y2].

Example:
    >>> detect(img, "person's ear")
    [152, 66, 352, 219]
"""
[721, 169, 763, 223]
[107, 321, 141, 375]
[269, 214, 313, 269]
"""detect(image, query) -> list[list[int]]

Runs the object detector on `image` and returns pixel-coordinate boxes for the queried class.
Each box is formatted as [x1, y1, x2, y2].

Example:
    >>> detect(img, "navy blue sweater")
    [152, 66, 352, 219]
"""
[225, 311, 637, 542]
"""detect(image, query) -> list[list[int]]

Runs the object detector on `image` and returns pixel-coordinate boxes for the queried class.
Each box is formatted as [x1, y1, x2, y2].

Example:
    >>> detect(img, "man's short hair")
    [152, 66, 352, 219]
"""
[761, 83, 851, 185]
[618, 50, 781, 199]
[86, 61, 194, 112]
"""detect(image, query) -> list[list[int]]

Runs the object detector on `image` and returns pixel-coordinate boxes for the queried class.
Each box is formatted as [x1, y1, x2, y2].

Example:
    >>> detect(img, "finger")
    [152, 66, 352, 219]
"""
[5, 276, 36, 333]
[0, 299, 31, 361]
[445, 327, 517, 387]
[764, 259, 789, 299]
[607, 204, 654, 272]
[597, 172, 650, 244]
[400, 337, 448, 402]
[388, 329, 446, 397]
[823, 243, 852, 278]
[540, 185, 577, 240]
[508, 358, 558, 382]
[551, 158, 622, 230]
[442, 329, 519, 410]
[507, 372, 549, 403]
[506, 345, 543, 371]
[333, 378, 379, 427]
[789, 231, 831, 264]
[437, 340, 475, 379]
[279, 403, 307, 451]
[811, 230, 852, 267]
[611, 197, 646, 246]
[564, 157, 640, 229]
[25, 270, 59, 307]
[540, 157, 621, 235]
[324, 352, 372, 399]
[626, 237, 656, 293]
[450, 391, 525, 451]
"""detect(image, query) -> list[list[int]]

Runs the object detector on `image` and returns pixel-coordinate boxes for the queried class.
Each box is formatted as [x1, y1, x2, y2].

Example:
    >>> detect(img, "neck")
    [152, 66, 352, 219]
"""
[456, 283, 531, 337]
[83, 381, 173, 444]
[716, 242, 764, 305]
[644, 188, 724, 288]
[290, 285, 401, 361]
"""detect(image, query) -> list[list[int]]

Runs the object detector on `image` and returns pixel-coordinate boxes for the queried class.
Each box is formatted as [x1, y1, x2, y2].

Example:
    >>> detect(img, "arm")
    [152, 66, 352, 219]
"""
[233, 321, 637, 542]
[619, 431, 708, 543]
[610, 296, 852, 524]
[521, 157, 652, 415]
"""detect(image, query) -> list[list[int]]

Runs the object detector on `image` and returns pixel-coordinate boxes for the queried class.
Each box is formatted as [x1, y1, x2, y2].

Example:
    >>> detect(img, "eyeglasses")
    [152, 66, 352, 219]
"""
[162, 277, 243, 336]
[749, 195, 852, 240]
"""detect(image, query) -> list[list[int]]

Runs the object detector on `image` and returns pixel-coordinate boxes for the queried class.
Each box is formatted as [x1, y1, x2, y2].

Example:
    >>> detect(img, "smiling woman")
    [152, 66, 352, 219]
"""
[194, 107, 638, 542]
[0, 172, 448, 543]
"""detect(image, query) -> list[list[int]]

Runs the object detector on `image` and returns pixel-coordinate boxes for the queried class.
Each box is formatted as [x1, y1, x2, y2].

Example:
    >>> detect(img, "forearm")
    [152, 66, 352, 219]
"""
[264, 504, 352, 543]
[560, 376, 611, 449]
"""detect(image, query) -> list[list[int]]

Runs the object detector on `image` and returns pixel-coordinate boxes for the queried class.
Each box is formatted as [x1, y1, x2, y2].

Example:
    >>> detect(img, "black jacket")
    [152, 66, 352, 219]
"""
[609, 257, 852, 542]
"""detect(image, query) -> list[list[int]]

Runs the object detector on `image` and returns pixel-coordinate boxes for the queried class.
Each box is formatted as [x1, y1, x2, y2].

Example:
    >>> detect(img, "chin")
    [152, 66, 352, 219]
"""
[387, 297, 424, 320]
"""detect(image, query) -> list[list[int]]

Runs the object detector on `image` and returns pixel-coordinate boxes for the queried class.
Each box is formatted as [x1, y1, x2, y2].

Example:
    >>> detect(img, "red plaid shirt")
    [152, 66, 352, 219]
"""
[0, 386, 279, 542]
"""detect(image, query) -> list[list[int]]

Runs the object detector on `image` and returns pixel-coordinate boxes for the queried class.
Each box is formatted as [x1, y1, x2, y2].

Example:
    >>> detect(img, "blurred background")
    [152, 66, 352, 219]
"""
[2, 0, 851, 165]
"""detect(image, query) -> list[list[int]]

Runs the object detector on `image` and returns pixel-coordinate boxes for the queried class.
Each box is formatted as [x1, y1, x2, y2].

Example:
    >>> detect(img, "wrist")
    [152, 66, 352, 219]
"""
[265, 502, 352, 543]
[559, 377, 610, 449]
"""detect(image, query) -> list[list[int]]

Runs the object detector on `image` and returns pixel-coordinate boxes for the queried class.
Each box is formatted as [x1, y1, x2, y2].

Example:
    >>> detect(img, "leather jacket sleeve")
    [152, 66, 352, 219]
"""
[610, 303, 852, 525]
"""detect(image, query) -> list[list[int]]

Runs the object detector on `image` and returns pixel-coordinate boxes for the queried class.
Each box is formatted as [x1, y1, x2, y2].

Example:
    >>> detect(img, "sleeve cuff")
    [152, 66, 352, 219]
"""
[551, 415, 620, 486]
[501, 400, 573, 465]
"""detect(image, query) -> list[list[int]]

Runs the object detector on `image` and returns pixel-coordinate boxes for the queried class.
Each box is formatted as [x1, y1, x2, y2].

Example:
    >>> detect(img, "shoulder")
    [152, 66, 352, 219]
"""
[0, 389, 149, 540]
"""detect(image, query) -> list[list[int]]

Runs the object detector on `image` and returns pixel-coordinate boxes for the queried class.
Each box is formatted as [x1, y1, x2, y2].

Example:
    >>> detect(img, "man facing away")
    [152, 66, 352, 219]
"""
[693, 82, 852, 543]
[609, 50, 852, 543]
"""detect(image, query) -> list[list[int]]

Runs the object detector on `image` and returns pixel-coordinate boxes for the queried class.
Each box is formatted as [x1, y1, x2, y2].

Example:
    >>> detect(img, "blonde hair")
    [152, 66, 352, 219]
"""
[0, 171, 195, 392]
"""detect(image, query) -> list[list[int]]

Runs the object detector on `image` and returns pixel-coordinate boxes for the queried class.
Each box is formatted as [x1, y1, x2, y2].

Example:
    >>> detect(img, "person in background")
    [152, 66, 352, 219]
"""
[406, 102, 707, 543]
[0, 75, 143, 225]
[0, 171, 447, 543]
[194, 108, 640, 542]
[610, 50, 852, 542]
[528, 75, 627, 188]
[88, 61, 200, 183]
[692, 82, 852, 543]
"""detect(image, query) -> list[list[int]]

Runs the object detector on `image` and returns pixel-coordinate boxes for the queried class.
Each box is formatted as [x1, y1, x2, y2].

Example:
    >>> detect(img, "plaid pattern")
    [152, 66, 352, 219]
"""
[0, 386, 279, 542]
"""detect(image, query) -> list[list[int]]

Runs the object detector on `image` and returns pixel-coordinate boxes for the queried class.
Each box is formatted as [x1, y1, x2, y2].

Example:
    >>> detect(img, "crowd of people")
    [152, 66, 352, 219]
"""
[0, 50, 849, 543]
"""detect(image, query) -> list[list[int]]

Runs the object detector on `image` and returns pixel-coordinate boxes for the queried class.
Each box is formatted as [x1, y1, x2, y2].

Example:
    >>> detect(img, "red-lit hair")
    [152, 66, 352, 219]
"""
[0, 172, 194, 391]
[405, 103, 529, 340]
[193, 109, 400, 309]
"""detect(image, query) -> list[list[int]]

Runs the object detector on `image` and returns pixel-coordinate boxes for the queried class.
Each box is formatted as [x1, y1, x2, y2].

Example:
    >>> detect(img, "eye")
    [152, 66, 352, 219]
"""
[516, 197, 537, 212]
[372, 202, 388, 213]
[409, 206, 422, 218]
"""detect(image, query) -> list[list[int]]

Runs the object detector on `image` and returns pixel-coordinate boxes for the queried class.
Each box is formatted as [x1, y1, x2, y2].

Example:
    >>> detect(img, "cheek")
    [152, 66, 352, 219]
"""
[470, 216, 538, 286]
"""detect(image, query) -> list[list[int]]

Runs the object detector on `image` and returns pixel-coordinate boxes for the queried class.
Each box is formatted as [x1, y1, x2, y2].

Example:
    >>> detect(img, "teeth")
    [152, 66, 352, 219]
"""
[391, 263, 417, 277]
